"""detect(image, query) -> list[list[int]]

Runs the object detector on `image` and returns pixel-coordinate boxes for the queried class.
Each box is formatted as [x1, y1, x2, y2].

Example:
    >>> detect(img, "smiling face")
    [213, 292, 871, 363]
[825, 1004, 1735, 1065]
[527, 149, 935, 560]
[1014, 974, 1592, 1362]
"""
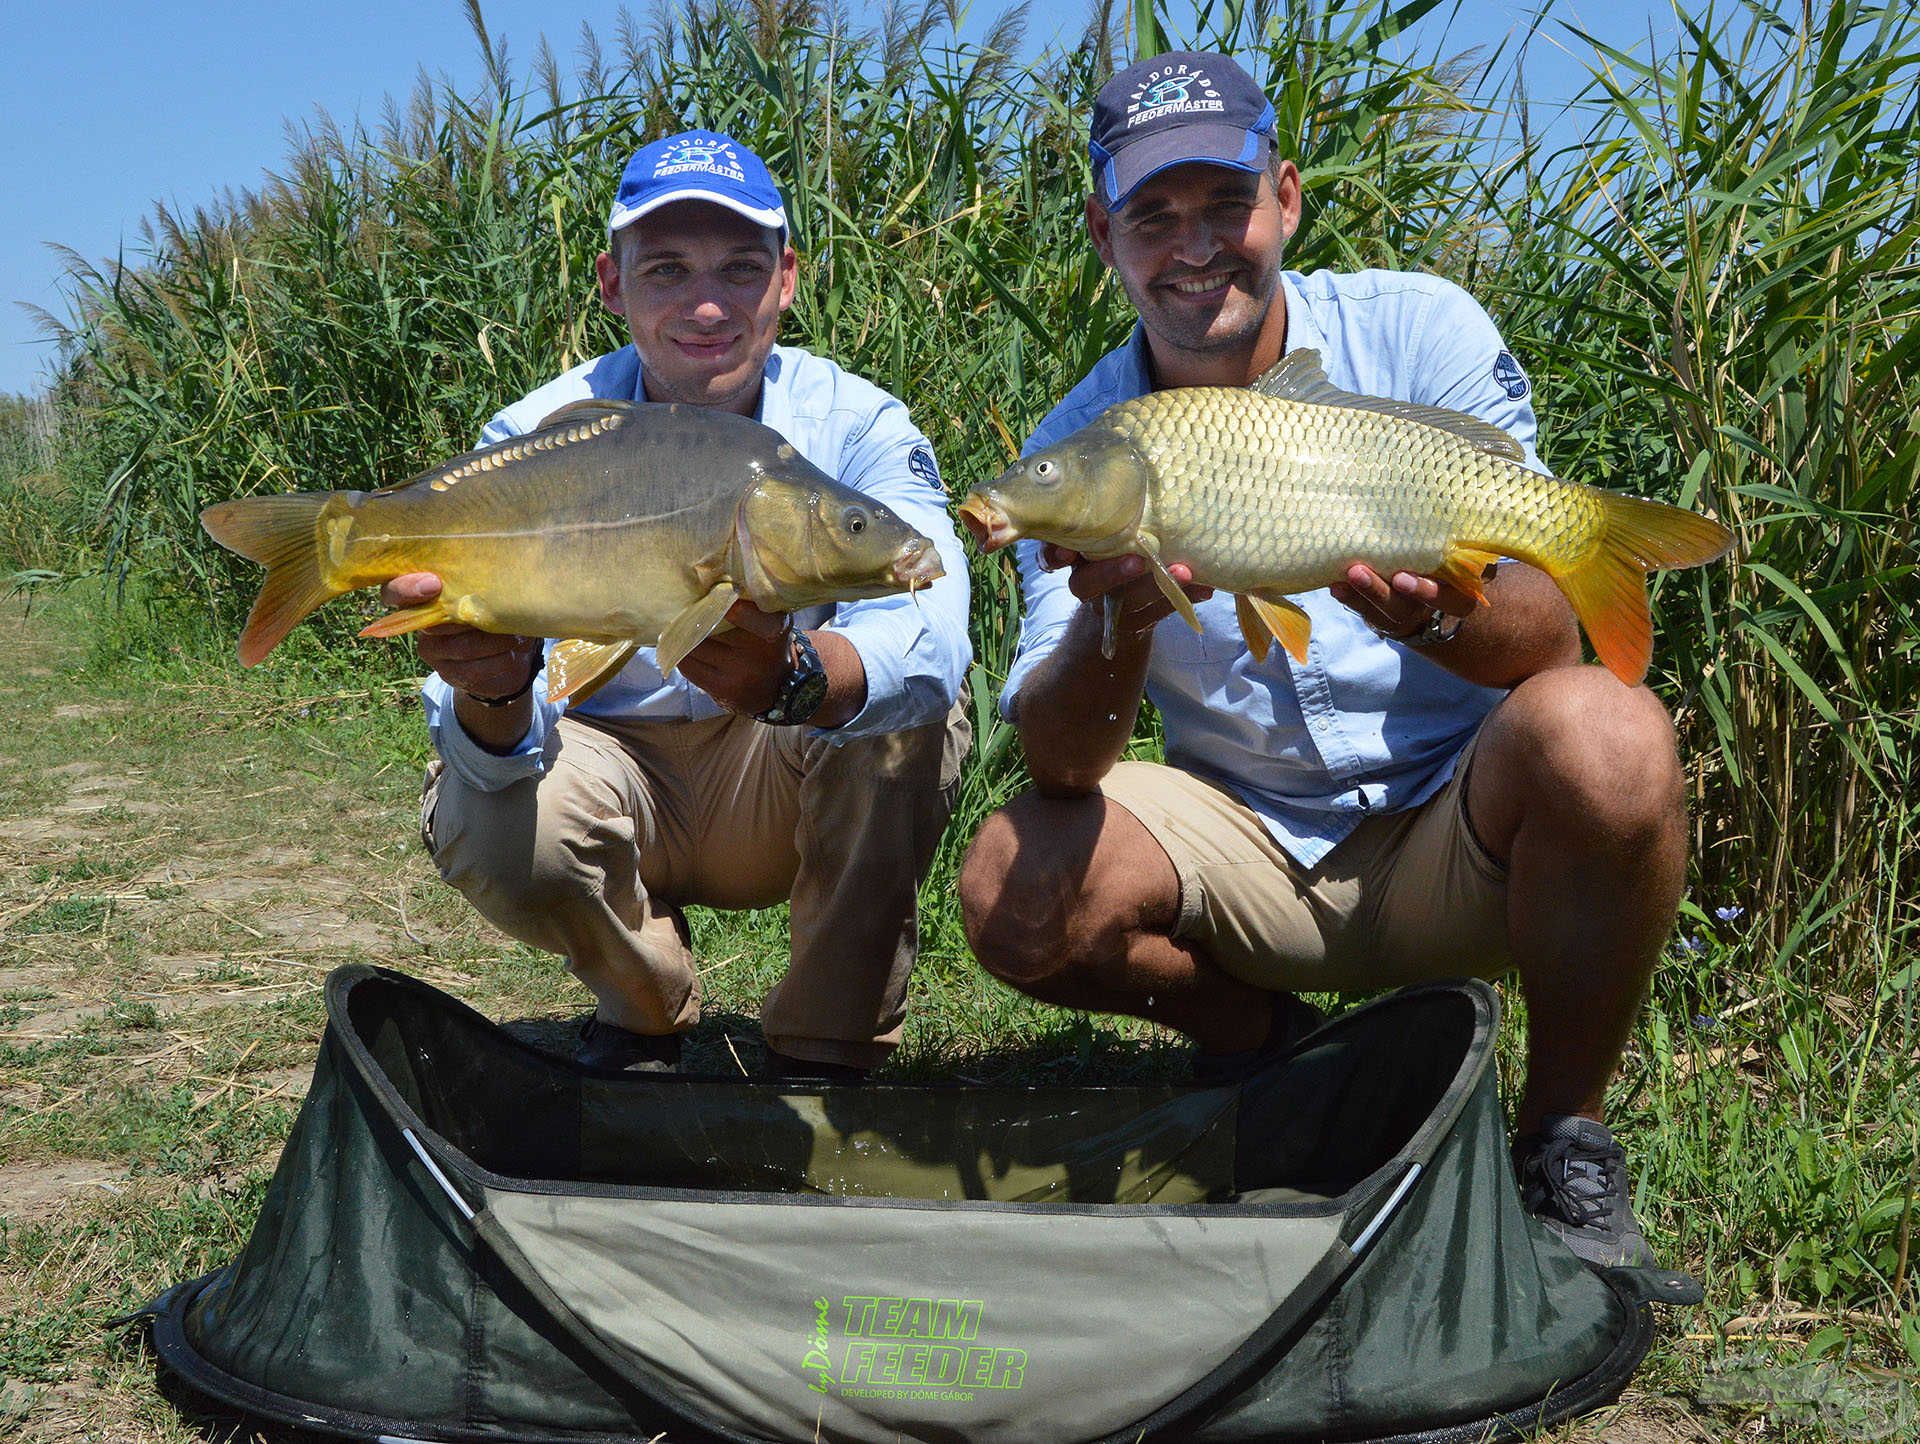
[595, 200, 797, 415]
[1088, 159, 1301, 389]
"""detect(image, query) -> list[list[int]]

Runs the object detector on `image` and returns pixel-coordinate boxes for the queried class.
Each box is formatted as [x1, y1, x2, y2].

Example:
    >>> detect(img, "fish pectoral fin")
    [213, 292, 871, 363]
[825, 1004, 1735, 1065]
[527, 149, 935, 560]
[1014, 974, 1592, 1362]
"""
[532, 398, 638, 430]
[547, 640, 638, 706]
[1434, 545, 1503, 605]
[1241, 591, 1313, 664]
[655, 583, 739, 677]
[1137, 535, 1203, 634]
[1248, 350, 1525, 462]
[359, 599, 455, 639]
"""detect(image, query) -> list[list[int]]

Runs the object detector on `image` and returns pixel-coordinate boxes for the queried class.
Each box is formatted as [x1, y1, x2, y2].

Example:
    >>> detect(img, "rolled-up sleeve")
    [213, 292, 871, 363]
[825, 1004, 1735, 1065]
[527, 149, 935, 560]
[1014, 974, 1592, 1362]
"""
[815, 401, 972, 741]
[421, 662, 562, 792]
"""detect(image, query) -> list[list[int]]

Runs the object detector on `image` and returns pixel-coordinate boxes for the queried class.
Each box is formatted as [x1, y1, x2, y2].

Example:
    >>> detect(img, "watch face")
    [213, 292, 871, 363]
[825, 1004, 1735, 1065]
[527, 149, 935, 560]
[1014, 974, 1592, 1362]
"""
[785, 668, 830, 723]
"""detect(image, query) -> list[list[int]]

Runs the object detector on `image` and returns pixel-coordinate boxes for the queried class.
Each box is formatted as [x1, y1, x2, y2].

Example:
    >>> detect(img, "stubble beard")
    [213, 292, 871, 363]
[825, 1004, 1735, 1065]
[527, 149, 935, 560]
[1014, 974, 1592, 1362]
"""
[1127, 259, 1283, 357]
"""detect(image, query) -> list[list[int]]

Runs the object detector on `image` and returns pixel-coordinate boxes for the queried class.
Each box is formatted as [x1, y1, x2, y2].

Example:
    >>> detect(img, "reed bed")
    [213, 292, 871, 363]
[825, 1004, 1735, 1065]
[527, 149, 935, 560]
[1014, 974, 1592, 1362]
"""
[3, 0, 1915, 1369]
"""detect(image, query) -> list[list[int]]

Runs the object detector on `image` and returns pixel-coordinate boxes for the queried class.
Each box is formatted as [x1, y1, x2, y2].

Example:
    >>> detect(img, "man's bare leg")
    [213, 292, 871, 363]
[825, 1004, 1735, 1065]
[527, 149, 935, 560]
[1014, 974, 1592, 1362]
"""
[957, 791, 1274, 1051]
[1467, 664, 1688, 1134]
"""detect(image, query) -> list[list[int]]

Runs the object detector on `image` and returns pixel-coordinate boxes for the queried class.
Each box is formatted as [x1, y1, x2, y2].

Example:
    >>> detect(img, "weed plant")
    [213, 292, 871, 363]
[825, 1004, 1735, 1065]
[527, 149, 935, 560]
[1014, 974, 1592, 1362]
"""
[6, 0, 1917, 1392]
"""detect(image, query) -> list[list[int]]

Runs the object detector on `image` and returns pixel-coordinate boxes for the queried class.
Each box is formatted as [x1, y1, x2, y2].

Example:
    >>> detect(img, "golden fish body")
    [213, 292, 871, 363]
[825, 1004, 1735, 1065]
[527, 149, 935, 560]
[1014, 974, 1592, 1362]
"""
[961, 350, 1732, 685]
[202, 399, 944, 701]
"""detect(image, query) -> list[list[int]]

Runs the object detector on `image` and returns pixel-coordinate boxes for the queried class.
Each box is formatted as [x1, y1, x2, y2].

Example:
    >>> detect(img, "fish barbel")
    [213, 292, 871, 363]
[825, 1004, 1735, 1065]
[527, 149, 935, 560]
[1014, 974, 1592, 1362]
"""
[960, 350, 1733, 685]
[201, 399, 944, 703]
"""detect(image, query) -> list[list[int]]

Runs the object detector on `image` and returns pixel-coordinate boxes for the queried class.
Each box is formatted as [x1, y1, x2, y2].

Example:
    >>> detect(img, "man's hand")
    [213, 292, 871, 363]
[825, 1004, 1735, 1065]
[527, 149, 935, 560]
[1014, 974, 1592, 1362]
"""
[1327, 562, 1479, 638]
[675, 599, 791, 716]
[1042, 543, 1214, 648]
[380, 573, 541, 698]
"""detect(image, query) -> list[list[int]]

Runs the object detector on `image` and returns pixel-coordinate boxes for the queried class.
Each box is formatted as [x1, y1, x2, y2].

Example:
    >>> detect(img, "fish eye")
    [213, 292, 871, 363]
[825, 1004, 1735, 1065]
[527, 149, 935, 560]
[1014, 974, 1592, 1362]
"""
[1032, 459, 1060, 485]
[842, 505, 869, 535]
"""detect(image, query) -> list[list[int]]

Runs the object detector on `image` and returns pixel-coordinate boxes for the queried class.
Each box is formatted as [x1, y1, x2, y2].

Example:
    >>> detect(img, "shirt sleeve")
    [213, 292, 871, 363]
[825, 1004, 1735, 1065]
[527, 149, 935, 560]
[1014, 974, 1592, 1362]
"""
[421, 664, 563, 792]
[1414, 282, 1545, 474]
[814, 399, 972, 741]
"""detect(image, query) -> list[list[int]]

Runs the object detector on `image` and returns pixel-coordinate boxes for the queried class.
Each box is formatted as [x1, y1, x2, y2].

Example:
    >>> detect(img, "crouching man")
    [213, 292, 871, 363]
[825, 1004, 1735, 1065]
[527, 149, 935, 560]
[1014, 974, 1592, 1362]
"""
[391, 132, 971, 1080]
[959, 54, 1686, 1266]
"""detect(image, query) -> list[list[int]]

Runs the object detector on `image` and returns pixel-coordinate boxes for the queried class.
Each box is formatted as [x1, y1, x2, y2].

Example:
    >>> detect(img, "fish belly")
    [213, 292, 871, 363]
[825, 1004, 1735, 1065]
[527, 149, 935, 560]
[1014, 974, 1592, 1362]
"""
[1124, 394, 1602, 593]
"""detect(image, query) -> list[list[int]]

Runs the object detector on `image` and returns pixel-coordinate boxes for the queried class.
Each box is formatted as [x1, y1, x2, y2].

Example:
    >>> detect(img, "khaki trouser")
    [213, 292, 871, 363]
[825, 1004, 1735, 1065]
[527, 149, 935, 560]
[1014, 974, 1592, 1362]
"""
[421, 704, 970, 1069]
[1094, 737, 1510, 993]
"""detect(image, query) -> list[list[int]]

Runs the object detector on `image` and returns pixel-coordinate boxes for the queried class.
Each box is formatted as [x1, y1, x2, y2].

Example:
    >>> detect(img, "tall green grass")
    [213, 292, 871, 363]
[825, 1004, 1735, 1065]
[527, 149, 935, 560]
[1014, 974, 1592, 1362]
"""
[14, 0, 1918, 1342]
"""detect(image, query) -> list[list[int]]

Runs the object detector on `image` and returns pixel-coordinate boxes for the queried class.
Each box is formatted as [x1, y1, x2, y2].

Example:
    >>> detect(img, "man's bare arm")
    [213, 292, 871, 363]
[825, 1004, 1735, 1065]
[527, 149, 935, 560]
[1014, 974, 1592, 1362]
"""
[1013, 549, 1212, 796]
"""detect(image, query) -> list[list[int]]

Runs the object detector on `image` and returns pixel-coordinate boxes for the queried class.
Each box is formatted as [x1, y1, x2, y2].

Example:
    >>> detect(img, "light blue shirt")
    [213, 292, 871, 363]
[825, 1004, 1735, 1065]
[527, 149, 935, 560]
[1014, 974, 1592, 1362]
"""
[425, 344, 971, 791]
[1003, 269, 1544, 867]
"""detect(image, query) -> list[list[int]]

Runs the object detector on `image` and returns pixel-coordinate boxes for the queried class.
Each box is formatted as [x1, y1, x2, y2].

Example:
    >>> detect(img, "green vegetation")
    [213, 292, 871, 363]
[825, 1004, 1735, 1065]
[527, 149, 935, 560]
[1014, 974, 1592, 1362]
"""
[2, 0, 1915, 1438]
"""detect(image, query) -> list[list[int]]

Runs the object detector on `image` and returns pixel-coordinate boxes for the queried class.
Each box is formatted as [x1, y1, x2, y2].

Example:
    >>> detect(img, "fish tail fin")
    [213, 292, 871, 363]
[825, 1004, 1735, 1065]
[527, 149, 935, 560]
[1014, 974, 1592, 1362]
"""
[201, 495, 343, 666]
[1552, 495, 1734, 686]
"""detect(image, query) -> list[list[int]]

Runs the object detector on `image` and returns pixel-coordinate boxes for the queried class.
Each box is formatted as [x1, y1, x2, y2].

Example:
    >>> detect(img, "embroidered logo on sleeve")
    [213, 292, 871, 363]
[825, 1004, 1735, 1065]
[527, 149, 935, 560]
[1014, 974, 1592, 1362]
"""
[908, 445, 942, 492]
[1493, 351, 1530, 401]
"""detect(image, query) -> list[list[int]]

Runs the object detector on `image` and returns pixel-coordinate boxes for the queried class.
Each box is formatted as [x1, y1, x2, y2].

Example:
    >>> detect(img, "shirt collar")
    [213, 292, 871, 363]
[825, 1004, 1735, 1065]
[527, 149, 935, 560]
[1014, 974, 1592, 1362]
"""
[1277, 270, 1326, 358]
[624, 344, 789, 425]
[1121, 272, 1324, 393]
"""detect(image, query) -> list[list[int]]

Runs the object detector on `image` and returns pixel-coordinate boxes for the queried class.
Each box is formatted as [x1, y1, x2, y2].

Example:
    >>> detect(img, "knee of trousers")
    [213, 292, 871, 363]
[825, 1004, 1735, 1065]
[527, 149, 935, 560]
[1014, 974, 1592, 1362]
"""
[427, 773, 640, 918]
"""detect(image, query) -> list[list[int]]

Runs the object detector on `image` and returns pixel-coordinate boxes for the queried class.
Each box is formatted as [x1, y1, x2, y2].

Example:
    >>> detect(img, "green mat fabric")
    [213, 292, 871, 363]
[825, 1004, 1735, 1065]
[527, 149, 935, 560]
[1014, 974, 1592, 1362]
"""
[138, 966, 1656, 1443]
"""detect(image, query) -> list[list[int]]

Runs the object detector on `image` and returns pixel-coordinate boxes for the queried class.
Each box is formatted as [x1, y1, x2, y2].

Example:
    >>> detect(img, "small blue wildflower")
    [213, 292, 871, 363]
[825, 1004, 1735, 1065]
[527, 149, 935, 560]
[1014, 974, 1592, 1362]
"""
[1676, 934, 1706, 956]
[1714, 905, 1745, 923]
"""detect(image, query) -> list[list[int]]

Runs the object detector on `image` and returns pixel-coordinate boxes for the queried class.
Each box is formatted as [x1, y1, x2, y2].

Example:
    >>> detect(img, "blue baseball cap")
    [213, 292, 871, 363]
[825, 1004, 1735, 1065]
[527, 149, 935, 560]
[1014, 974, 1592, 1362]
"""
[1089, 52, 1278, 211]
[608, 130, 789, 240]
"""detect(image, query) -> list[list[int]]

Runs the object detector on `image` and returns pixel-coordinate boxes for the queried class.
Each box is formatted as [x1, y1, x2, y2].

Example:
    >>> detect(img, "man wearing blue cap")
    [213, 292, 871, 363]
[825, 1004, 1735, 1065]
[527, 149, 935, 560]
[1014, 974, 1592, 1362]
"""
[384, 131, 971, 1081]
[959, 53, 1687, 1267]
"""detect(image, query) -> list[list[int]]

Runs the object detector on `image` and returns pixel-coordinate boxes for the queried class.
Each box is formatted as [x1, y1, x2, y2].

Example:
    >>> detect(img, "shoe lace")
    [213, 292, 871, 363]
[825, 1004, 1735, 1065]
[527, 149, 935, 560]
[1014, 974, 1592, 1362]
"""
[1518, 1134, 1619, 1230]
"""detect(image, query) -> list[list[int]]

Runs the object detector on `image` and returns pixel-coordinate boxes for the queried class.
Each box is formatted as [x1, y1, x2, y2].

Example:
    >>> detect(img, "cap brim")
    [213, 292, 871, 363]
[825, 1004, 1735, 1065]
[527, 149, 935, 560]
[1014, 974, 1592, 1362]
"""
[608, 188, 788, 239]
[1100, 122, 1272, 210]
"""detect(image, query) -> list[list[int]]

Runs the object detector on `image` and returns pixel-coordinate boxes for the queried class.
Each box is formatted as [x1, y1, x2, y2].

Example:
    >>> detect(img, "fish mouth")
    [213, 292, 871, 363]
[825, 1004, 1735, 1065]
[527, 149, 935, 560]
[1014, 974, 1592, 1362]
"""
[890, 538, 946, 588]
[958, 492, 1016, 553]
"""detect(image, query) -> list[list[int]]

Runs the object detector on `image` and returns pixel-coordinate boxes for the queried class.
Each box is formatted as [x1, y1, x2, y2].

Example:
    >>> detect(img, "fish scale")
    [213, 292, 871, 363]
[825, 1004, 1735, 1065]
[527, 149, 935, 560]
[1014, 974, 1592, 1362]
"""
[201, 397, 943, 700]
[959, 348, 1732, 686]
[1106, 389, 1607, 594]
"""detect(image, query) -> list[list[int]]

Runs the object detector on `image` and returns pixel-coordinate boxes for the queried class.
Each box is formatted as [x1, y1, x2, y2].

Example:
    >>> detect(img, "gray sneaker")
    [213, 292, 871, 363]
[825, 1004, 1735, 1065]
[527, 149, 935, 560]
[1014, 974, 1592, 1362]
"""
[1512, 1114, 1655, 1268]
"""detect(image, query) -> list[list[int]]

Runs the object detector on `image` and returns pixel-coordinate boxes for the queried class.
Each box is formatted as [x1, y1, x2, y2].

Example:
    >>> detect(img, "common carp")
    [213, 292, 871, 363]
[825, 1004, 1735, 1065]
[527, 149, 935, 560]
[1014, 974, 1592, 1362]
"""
[201, 399, 944, 703]
[959, 350, 1732, 685]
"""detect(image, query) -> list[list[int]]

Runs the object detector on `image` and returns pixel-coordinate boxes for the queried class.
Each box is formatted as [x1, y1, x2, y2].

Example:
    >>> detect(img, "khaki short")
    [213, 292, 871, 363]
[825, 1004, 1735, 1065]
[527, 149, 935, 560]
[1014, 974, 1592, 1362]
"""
[1099, 747, 1510, 993]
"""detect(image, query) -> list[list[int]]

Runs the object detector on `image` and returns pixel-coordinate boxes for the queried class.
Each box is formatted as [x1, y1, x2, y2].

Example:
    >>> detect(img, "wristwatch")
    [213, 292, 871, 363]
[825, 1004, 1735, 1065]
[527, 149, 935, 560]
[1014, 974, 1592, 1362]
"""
[754, 628, 829, 725]
[1369, 607, 1464, 648]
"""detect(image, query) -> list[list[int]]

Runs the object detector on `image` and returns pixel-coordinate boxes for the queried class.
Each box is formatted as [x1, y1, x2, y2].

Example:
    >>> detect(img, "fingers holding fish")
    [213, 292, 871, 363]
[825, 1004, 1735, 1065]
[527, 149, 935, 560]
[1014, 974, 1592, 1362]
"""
[721, 596, 790, 640]
[1329, 563, 1477, 638]
[676, 620, 791, 716]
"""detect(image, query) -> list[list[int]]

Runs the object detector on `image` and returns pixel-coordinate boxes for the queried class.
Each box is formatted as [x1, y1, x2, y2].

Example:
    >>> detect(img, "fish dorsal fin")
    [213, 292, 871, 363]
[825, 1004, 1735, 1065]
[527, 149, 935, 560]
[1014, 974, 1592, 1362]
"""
[365, 400, 637, 498]
[534, 398, 639, 431]
[1249, 349, 1526, 462]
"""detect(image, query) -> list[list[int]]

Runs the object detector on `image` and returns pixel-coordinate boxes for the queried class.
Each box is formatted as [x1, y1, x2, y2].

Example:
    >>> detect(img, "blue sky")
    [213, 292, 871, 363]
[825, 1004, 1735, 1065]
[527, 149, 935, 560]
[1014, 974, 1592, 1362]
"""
[1, 1, 1677, 398]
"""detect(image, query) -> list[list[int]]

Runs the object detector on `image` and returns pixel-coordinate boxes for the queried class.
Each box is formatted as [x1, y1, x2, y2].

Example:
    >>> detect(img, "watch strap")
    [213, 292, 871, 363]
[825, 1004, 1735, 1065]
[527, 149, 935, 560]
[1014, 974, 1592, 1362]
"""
[754, 628, 828, 725]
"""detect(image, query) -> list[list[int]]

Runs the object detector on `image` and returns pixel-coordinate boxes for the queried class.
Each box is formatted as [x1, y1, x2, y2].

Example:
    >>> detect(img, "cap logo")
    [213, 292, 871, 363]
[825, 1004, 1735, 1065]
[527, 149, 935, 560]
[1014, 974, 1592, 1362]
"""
[1126, 63, 1224, 129]
[654, 136, 747, 183]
